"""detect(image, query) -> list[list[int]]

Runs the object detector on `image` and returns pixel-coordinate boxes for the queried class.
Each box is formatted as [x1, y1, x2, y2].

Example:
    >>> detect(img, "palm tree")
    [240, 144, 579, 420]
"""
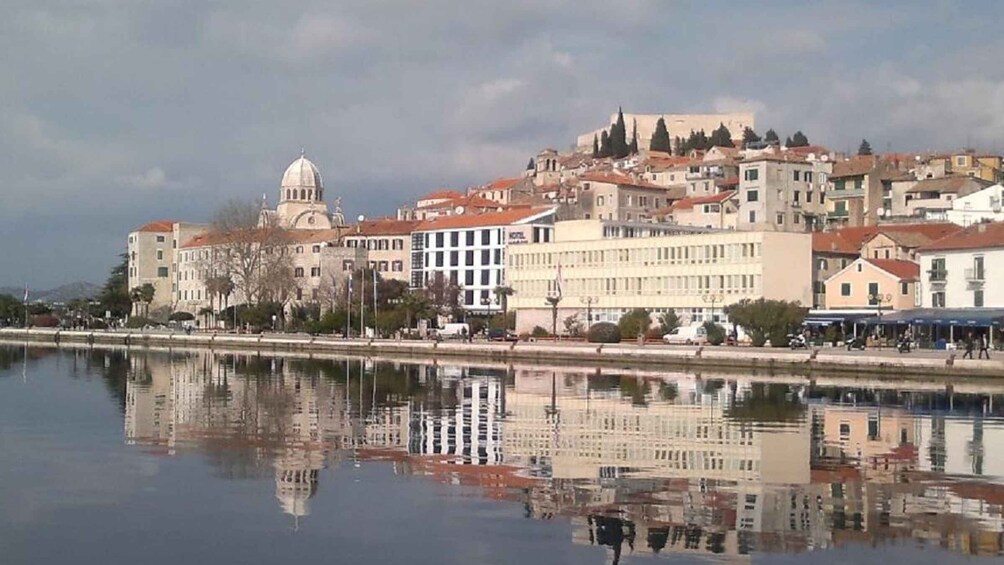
[129, 286, 144, 318]
[494, 285, 515, 330]
[400, 290, 432, 333]
[138, 283, 156, 318]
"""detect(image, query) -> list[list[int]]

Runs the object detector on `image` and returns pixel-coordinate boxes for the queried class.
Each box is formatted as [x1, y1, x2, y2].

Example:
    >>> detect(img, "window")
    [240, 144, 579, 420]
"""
[818, 259, 828, 270]
[794, 214, 800, 224]
[463, 290, 473, 306]
[481, 270, 490, 285]
[854, 179, 863, 190]
[295, 246, 303, 254]
[481, 249, 490, 265]
[294, 267, 304, 278]
[156, 235, 165, 243]
[975, 290, 985, 307]
[743, 168, 759, 182]
[834, 180, 846, 191]
[342, 260, 354, 271]
[450, 251, 458, 266]
[312, 245, 321, 253]
[157, 250, 164, 260]
[157, 267, 169, 278]
[776, 213, 784, 225]
[465, 250, 474, 265]
[901, 281, 909, 295]
[392, 260, 403, 272]
[748, 210, 756, 223]
[856, 262, 863, 272]
[793, 191, 800, 204]
[805, 171, 813, 183]
[868, 282, 879, 304]
[793, 170, 801, 181]
[841, 283, 851, 296]
[746, 190, 759, 202]
[481, 229, 491, 245]
[450, 232, 459, 247]
[932, 291, 945, 307]
[466, 231, 475, 245]
[311, 267, 321, 277]
[296, 288, 303, 301]
[435, 233, 444, 247]
[974, 256, 985, 280]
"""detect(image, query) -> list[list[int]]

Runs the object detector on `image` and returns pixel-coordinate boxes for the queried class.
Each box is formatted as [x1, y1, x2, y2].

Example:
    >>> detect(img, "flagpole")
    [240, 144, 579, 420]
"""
[346, 272, 353, 339]
[372, 269, 378, 338]
[23, 283, 29, 329]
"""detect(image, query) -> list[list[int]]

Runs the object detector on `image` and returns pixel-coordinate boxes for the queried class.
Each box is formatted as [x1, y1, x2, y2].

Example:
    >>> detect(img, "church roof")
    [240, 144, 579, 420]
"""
[281, 153, 323, 191]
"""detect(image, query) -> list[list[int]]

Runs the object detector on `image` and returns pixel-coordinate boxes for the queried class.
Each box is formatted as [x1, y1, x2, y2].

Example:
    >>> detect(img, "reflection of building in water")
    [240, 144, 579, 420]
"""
[409, 373, 503, 465]
[505, 371, 810, 484]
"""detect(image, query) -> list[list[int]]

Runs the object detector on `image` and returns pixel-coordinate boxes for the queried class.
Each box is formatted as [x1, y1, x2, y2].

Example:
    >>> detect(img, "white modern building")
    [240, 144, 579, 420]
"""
[411, 207, 556, 314]
[944, 184, 1004, 226]
[916, 222, 1004, 308]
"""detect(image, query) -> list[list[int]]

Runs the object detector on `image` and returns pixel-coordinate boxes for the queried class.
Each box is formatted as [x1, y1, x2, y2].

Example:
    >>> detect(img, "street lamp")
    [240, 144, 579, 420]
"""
[545, 292, 562, 337]
[481, 295, 500, 327]
[580, 296, 598, 325]
[702, 293, 724, 323]
[869, 292, 892, 338]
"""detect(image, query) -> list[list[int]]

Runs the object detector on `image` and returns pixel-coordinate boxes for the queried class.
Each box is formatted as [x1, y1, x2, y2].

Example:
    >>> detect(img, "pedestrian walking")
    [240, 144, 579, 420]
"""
[963, 332, 975, 359]
[979, 333, 991, 359]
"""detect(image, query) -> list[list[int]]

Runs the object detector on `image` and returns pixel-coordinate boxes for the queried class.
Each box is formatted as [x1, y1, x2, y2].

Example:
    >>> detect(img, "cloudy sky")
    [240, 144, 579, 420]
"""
[3, 0, 1004, 288]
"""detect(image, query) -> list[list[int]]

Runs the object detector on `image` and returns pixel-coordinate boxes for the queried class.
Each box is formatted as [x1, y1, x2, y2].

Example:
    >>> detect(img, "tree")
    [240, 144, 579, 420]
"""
[592, 134, 599, 158]
[789, 130, 809, 147]
[702, 321, 726, 345]
[425, 272, 461, 320]
[764, 128, 780, 145]
[611, 107, 629, 159]
[658, 310, 681, 335]
[0, 294, 24, 327]
[650, 117, 672, 153]
[99, 253, 131, 319]
[563, 313, 583, 337]
[673, 136, 684, 156]
[526, 157, 535, 170]
[858, 139, 873, 156]
[628, 119, 639, 155]
[784, 136, 793, 147]
[399, 290, 433, 332]
[598, 130, 612, 158]
[494, 285, 515, 330]
[741, 127, 761, 147]
[618, 308, 652, 339]
[709, 123, 734, 148]
[723, 298, 807, 347]
[139, 283, 156, 317]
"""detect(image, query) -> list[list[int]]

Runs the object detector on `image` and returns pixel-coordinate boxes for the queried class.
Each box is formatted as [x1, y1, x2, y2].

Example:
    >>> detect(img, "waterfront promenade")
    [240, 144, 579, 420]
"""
[2, 327, 1001, 378]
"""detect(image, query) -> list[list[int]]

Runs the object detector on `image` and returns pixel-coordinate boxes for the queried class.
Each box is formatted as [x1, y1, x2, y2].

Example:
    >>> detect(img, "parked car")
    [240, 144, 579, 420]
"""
[436, 323, 471, 340]
[662, 324, 708, 345]
[487, 328, 518, 342]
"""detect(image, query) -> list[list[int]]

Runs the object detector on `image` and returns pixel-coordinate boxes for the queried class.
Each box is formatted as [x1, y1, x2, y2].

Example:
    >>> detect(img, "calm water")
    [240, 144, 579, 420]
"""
[2, 345, 1003, 565]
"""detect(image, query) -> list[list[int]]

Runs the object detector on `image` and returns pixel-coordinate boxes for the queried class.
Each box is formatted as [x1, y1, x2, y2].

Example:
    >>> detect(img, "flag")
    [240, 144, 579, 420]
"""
[22, 284, 28, 304]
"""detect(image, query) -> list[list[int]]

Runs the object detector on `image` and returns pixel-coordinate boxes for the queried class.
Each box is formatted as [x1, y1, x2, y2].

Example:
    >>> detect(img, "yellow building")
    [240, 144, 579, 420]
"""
[506, 220, 812, 332]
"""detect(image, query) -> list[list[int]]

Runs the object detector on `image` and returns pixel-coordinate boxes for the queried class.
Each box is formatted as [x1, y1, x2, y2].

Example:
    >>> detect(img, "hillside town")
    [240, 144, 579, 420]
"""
[123, 109, 1004, 349]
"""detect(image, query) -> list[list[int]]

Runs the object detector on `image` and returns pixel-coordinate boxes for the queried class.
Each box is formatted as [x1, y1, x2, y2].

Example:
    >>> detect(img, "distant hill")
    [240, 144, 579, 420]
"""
[0, 282, 102, 304]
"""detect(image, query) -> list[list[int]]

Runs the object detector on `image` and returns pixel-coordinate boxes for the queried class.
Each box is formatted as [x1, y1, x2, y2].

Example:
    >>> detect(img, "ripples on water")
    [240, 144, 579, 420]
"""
[1, 344, 1003, 564]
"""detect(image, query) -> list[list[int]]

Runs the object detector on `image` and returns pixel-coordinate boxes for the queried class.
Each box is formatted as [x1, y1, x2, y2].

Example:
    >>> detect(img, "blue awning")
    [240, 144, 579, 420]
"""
[858, 308, 1004, 327]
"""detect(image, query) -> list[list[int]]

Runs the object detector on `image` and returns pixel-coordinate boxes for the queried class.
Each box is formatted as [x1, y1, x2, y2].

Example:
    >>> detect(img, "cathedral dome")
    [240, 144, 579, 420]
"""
[281, 153, 323, 190]
[280, 151, 324, 203]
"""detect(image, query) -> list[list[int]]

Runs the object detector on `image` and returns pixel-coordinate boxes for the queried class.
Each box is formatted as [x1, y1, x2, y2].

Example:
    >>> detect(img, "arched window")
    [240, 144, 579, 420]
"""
[286, 189, 291, 200]
[300, 189, 306, 200]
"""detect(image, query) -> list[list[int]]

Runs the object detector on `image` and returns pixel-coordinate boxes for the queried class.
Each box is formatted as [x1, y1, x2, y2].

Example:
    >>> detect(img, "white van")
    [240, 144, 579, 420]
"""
[662, 324, 708, 345]
[436, 323, 471, 340]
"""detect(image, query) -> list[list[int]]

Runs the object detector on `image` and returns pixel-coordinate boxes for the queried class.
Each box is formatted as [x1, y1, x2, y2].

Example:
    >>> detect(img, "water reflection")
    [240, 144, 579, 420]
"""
[6, 346, 1004, 561]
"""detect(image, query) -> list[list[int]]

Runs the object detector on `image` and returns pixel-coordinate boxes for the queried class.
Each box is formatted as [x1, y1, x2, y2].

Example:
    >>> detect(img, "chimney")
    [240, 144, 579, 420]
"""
[978, 223, 987, 233]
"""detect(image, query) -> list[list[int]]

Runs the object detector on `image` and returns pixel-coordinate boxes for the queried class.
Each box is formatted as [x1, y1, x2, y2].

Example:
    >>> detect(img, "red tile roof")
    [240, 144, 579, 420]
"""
[865, 259, 920, 281]
[918, 221, 1004, 252]
[579, 172, 667, 190]
[824, 223, 962, 251]
[829, 157, 880, 179]
[136, 220, 175, 233]
[671, 190, 736, 211]
[482, 177, 521, 191]
[812, 232, 859, 255]
[416, 208, 552, 231]
[904, 175, 992, 194]
[716, 176, 739, 188]
[417, 193, 500, 211]
[347, 219, 421, 237]
[419, 189, 463, 201]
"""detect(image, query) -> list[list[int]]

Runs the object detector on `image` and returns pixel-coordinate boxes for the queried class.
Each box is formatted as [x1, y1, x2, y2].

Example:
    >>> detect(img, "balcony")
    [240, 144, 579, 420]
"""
[965, 267, 985, 288]
[927, 269, 947, 285]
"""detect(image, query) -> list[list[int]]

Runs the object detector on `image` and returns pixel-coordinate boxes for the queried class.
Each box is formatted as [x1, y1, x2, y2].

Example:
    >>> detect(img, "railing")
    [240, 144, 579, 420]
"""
[927, 269, 947, 282]
[965, 267, 985, 281]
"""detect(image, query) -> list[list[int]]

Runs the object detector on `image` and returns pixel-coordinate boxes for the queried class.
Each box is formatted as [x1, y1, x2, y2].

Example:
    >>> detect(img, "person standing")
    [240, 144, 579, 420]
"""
[979, 333, 991, 359]
[963, 332, 975, 359]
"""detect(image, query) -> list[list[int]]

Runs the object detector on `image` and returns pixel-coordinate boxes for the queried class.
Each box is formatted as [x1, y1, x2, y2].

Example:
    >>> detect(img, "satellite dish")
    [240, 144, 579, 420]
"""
[454, 205, 465, 215]
[357, 214, 365, 222]
[877, 208, 886, 217]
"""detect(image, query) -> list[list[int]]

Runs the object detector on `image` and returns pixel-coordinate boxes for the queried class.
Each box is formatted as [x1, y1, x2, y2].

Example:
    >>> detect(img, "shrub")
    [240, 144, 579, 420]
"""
[168, 311, 195, 321]
[723, 298, 806, 348]
[125, 316, 156, 329]
[587, 322, 621, 343]
[703, 321, 726, 345]
[658, 310, 681, 335]
[530, 325, 550, 338]
[645, 327, 665, 340]
[618, 308, 651, 339]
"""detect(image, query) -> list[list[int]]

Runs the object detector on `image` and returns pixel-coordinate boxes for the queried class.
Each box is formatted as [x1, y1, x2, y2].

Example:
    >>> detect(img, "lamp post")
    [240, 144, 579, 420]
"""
[702, 293, 724, 324]
[481, 295, 499, 322]
[545, 292, 562, 337]
[580, 296, 598, 325]
[869, 292, 892, 339]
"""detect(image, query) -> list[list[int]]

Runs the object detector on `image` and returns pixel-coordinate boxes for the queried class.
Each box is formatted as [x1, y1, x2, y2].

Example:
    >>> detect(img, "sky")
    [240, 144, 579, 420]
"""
[3, 0, 1004, 288]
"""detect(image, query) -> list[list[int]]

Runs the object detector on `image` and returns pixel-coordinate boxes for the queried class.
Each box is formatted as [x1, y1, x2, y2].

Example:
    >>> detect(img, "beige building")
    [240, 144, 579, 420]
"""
[823, 258, 918, 311]
[666, 190, 738, 230]
[576, 112, 755, 154]
[577, 172, 683, 222]
[904, 176, 992, 218]
[826, 157, 887, 227]
[507, 220, 812, 332]
[127, 220, 206, 315]
[341, 219, 420, 283]
[737, 155, 830, 232]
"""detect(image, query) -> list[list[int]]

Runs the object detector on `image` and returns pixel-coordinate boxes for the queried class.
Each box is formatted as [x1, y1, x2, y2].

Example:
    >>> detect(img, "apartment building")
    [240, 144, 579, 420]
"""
[904, 176, 992, 219]
[916, 222, 1004, 308]
[825, 158, 885, 227]
[127, 220, 207, 315]
[577, 172, 683, 222]
[340, 219, 420, 283]
[667, 191, 738, 230]
[411, 207, 556, 314]
[944, 183, 1004, 226]
[507, 220, 812, 332]
[737, 156, 829, 232]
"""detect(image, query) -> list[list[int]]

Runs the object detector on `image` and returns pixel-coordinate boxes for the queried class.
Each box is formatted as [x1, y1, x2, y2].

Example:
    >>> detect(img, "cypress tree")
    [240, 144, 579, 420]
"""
[611, 107, 629, 159]
[857, 139, 873, 156]
[674, 136, 684, 156]
[710, 122, 734, 148]
[592, 134, 599, 158]
[784, 136, 793, 147]
[599, 130, 612, 158]
[790, 131, 809, 147]
[764, 128, 780, 145]
[629, 119, 639, 154]
[650, 117, 672, 152]
[526, 158, 535, 170]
